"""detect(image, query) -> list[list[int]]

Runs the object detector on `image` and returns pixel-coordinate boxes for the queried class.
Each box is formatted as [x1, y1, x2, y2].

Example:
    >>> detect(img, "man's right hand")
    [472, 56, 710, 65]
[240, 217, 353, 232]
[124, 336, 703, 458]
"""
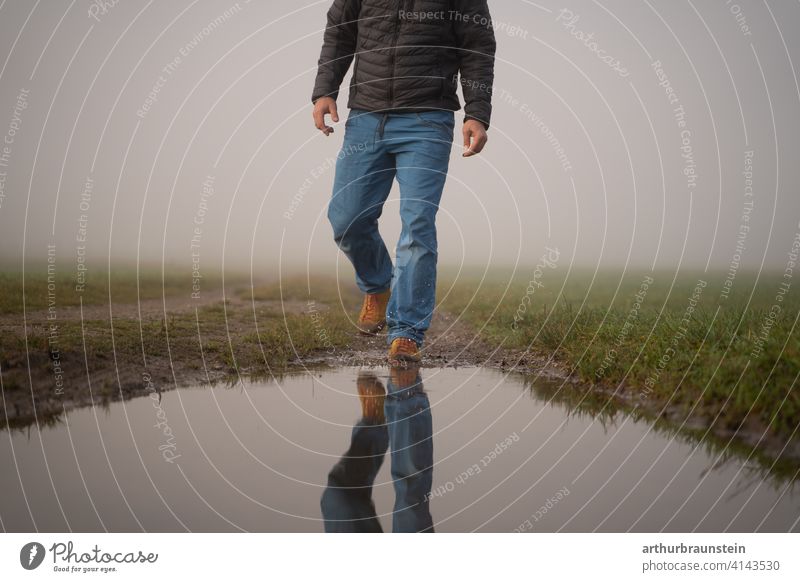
[313, 97, 339, 136]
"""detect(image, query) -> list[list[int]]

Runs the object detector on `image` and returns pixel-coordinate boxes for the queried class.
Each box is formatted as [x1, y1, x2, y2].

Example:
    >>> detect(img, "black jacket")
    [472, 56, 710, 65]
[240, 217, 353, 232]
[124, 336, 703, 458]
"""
[312, 0, 496, 128]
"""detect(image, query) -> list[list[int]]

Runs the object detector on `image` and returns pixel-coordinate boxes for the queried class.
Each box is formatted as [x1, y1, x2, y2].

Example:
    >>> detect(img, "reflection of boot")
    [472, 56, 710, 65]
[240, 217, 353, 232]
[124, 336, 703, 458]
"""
[357, 372, 386, 423]
[389, 363, 421, 391]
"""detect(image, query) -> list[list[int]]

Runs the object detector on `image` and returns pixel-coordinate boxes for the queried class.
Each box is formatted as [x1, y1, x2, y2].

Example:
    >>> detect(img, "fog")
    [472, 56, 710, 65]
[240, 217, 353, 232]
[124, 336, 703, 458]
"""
[0, 0, 798, 280]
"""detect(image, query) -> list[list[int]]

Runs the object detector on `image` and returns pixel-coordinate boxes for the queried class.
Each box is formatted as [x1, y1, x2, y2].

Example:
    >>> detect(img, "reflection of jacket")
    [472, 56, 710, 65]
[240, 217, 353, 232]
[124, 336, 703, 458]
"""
[312, 0, 497, 128]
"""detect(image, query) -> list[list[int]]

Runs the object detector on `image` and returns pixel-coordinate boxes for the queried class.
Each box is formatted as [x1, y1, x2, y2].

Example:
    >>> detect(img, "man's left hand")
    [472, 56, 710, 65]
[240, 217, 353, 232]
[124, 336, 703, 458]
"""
[462, 120, 488, 157]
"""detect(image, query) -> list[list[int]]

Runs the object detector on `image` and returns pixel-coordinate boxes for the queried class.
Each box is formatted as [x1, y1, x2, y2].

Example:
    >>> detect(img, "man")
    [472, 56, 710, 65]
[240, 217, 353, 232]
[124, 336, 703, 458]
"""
[312, 0, 496, 362]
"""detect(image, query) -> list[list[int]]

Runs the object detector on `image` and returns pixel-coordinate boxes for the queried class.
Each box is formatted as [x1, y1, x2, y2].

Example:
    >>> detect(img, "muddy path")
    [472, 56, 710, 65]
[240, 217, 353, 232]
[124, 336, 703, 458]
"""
[301, 308, 568, 376]
[0, 289, 229, 330]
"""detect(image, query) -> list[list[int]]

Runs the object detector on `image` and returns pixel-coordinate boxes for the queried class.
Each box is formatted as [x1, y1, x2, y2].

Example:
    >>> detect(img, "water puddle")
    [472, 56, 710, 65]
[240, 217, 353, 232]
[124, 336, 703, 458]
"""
[1, 367, 798, 532]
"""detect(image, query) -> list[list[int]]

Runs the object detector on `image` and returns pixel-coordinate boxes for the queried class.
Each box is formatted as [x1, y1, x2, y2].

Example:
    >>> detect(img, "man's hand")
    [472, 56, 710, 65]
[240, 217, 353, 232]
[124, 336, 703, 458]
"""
[313, 97, 339, 136]
[462, 119, 488, 157]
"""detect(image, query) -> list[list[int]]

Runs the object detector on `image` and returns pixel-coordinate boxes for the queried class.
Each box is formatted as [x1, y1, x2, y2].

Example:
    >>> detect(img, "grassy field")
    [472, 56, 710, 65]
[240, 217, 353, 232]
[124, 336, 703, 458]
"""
[0, 266, 224, 314]
[2, 266, 798, 452]
[0, 270, 357, 376]
[441, 269, 800, 442]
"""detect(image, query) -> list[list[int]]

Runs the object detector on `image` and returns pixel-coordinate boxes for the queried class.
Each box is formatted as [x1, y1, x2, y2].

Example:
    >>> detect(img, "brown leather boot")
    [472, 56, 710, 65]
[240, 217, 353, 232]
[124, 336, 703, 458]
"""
[356, 290, 390, 335]
[356, 372, 386, 422]
[388, 337, 421, 363]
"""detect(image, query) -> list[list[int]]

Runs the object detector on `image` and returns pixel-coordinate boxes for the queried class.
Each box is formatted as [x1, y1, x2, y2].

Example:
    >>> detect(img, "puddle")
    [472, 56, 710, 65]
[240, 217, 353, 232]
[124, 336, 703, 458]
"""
[1, 367, 798, 532]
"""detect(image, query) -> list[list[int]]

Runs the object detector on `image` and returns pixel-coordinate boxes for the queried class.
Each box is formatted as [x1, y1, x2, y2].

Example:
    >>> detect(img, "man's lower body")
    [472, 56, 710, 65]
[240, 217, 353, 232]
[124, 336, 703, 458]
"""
[320, 368, 434, 533]
[327, 108, 454, 360]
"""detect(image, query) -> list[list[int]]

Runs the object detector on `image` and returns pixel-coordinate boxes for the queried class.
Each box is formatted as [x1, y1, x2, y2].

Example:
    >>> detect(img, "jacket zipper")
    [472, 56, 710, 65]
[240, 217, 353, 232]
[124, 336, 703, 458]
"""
[388, 0, 408, 106]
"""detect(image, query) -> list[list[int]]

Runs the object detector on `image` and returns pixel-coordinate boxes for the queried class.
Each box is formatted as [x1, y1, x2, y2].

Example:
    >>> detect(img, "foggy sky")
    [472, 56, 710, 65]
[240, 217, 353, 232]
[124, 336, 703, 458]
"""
[0, 0, 798, 279]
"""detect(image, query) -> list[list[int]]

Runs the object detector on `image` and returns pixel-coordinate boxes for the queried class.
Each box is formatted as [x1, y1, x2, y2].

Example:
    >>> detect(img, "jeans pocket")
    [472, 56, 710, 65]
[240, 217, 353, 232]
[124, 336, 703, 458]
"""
[415, 112, 455, 140]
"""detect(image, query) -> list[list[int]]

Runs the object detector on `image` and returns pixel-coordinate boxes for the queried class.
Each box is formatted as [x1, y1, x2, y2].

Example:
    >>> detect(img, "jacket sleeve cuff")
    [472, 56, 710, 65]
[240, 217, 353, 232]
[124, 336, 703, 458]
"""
[464, 113, 490, 131]
[312, 88, 339, 104]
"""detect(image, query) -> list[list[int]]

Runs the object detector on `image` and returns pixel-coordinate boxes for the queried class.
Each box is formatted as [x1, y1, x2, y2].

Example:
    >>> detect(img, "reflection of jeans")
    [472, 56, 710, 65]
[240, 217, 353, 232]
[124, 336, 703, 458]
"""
[321, 371, 434, 533]
[320, 420, 388, 533]
[327, 109, 454, 346]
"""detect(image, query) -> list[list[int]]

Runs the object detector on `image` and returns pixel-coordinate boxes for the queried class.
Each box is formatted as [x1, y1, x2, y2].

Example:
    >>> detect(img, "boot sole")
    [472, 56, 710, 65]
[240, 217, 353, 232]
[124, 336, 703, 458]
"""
[388, 353, 421, 363]
[357, 321, 386, 335]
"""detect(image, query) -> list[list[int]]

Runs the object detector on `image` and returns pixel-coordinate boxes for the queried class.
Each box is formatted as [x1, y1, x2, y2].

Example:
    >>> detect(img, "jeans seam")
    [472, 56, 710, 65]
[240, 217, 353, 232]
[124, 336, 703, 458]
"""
[414, 114, 454, 142]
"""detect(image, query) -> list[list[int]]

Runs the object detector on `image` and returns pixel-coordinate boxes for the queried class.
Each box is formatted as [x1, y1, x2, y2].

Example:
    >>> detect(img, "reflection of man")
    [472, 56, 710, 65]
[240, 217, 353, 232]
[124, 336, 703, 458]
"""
[312, 1, 496, 362]
[321, 367, 434, 532]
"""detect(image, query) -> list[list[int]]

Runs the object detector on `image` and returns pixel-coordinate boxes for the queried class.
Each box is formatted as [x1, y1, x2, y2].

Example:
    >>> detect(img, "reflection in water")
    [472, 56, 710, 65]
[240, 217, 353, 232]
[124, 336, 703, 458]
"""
[1, 366, 798, 532]
[322, 366, 434, 533]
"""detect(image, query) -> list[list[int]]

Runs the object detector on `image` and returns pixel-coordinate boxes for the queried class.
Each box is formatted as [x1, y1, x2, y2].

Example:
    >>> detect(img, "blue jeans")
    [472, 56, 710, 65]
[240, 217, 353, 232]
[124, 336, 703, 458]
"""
[327, 109, 454, 346]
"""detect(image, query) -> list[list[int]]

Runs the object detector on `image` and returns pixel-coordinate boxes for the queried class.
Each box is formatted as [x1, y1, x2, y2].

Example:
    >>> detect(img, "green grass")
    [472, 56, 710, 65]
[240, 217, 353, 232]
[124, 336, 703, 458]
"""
[241, 275, 361, 309]
[0, 265, 241, 314]
[0, 276, 358, 379]
[442, 269, 800, 441]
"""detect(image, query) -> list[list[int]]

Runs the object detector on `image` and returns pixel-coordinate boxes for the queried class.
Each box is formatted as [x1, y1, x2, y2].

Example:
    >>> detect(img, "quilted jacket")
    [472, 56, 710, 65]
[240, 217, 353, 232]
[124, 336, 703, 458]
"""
[312, 0, 496, 128]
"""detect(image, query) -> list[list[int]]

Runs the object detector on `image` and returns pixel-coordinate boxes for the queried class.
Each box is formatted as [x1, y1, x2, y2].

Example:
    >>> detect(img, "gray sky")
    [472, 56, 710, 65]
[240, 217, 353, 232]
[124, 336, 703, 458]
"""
[0, 0, 798, 278]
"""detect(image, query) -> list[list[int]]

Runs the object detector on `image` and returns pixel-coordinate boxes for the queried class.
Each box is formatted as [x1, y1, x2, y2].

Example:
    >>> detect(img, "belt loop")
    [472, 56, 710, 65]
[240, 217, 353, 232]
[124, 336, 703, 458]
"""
[377, 112, 389, 139]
